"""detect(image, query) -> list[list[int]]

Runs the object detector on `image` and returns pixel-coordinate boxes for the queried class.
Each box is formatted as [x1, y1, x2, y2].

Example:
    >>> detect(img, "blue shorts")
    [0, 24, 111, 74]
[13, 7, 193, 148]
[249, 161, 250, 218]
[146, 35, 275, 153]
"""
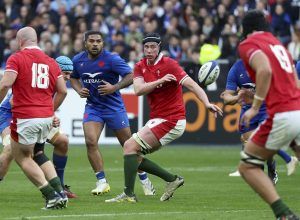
[0, 109, 12, 133]
[239, 109, 267, 134]
[83, 105, 129, 130]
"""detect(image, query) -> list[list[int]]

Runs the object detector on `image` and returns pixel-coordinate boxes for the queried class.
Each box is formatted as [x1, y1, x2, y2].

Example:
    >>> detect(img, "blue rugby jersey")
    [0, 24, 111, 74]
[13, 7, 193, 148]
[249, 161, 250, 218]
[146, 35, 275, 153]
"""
[225, 59, 267, 114]
[71, 50, 132, 113]
[0, 93, 12, 111]
[296, 60, 300, 79]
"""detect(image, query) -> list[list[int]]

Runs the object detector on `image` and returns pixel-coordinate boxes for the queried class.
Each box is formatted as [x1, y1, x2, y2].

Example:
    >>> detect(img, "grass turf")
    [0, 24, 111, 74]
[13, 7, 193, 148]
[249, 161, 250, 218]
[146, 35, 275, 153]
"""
[0, 145, 299, 220]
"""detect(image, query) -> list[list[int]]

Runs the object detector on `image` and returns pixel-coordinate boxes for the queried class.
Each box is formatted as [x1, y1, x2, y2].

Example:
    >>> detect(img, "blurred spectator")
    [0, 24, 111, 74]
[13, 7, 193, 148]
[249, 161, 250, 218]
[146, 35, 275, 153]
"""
[165, 34, 182, 61]
[271, 3, 292, 46]
[0, 0, 297, 78]
[44, 40, 58, 58]
[125, 20, 143, 45]
[288, 22, 300, 61]
[1, 38, 18, 68]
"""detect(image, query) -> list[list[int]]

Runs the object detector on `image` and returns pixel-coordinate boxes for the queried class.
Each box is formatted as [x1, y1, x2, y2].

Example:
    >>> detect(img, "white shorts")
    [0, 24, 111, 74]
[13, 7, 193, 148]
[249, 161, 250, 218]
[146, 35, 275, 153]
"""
[251, 110, 300, 151]
[11, 117, 53, 145]
[46, 127, 61, 142]
[145, 118, 186, 146]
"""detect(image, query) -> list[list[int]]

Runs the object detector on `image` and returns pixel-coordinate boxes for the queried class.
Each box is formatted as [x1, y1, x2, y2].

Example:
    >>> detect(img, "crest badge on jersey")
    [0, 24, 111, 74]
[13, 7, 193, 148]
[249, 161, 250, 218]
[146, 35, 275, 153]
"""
[98, 61, 105, 67]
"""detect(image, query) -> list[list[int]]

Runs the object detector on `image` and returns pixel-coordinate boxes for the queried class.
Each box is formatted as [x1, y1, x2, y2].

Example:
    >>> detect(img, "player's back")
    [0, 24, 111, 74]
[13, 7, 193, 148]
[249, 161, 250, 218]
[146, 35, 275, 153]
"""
[240, 32, 300, 116]
[6, 48, 61, 118]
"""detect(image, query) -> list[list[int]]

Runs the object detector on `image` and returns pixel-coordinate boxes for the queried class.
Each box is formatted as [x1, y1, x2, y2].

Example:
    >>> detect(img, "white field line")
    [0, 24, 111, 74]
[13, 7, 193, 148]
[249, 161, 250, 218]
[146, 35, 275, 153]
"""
[5, 210, 269, 220]
[6, 165, 289, 175]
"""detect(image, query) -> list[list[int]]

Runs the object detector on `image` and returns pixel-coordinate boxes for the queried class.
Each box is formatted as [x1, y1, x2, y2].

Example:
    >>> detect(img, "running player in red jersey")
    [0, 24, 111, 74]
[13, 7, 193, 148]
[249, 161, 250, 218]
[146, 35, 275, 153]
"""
[0, 27, 68, 209]
[106, 33, 223, 203]
[238, 10, 300, 220]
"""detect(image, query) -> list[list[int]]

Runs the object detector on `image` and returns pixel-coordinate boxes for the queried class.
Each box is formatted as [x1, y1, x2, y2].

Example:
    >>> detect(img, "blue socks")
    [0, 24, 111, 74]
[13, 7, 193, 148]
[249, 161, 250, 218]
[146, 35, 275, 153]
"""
[52, 153, 68, 186]
[95, 171, 106, 182]
[138, 172, 148, 181]
[277, 150, 291, 163]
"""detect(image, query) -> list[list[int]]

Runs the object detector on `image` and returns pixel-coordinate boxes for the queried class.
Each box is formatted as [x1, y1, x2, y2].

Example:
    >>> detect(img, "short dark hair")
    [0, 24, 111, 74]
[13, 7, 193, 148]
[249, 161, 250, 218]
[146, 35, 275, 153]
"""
[83, 31, 102, 42]
[142, 32, 161, 45]
[242, 9, 270, 38]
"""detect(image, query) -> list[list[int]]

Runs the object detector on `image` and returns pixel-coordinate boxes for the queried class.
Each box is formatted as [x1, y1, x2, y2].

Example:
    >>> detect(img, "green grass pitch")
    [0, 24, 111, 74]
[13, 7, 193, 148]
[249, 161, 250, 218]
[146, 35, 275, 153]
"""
[0, 145, 299, 220]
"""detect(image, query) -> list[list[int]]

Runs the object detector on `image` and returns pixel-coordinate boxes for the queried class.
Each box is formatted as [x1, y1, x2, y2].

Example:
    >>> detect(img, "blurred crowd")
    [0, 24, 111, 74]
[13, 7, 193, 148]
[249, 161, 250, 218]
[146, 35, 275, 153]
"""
[0, 0, 300, 69]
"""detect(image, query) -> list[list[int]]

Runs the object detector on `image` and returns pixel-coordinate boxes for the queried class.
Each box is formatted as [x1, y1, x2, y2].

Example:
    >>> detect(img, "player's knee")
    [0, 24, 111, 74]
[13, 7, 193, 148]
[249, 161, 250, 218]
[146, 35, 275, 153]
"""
[2, 134, 11, 147]
[240, 150, 265, 172]
[123, 139, 136, 154]
[85, 136, 98, 148]
[33, 152, 49, 166]
[53, 135, 69, 155]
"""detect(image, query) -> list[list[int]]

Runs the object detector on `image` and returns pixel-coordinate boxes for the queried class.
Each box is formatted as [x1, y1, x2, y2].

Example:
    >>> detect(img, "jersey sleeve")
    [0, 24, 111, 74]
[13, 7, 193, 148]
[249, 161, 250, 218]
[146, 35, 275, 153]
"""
[168, 58, 188, 84]
[71, 57, 80, 79]
[225, 63, 239, 91]
[133, 62, 144, 80]
[5, 54, 19, 74]
[111, 55, 132, 77]
[238, 41, 261, 66]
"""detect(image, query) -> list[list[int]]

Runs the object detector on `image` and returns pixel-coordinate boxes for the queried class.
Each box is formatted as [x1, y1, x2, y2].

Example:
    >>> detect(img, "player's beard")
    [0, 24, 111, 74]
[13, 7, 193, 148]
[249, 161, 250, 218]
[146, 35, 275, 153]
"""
[89, 48, 102, 58]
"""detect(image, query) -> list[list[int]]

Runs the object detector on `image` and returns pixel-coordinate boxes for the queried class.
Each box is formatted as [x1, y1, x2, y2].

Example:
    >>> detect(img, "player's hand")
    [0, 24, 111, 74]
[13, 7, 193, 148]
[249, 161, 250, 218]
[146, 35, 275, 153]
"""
[240, 107, 259, 127]
[79, 88, 90, 98]
[52, 116, 60, 128]
[156, 74, 177, 88]
[98, 80, 116, 95]
[238, 88, 254, 105]
[160, 74, 177, 83]
[206, 103, 223, 117]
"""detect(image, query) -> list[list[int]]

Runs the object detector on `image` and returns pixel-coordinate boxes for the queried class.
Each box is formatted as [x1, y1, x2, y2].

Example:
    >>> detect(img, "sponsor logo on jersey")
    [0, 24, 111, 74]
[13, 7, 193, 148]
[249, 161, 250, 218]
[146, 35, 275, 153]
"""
[83, 72, 103, 78]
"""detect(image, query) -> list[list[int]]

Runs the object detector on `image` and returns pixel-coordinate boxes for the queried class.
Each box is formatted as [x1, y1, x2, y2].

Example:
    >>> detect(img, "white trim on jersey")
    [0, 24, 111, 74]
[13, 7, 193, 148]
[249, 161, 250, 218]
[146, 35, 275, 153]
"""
[179, 74, 189, 85]
[4, 69, 18, 74]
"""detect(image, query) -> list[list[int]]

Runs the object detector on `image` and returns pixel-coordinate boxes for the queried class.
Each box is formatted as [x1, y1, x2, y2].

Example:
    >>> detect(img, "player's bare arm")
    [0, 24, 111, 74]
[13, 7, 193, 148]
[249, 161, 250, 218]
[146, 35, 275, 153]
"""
[182, 77, 223, 117]
[98, 72, 133, 95]
[221, 90, 240, 105]
[241, 51, 272, 127]
[53, 76, 67, 111]
[70, 78, 90, 98]
[133, 73, 177, 96]
[0, 71, 17, 103]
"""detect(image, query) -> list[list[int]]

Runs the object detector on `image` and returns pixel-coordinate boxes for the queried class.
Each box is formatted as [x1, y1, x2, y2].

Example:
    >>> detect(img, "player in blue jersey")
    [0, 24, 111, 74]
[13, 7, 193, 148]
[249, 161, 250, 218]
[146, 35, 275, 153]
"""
[221, 59, 298, 181]
[70, 30, 155, 196]
[0, 56, 77, 198]
[0, 93, 13, 181]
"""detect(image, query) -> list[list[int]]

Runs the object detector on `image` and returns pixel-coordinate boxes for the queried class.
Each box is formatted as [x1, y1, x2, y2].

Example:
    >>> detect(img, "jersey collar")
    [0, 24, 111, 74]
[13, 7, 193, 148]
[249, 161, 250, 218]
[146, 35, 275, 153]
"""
[147, 52, 164, 66]
[22, 46, 41, 50]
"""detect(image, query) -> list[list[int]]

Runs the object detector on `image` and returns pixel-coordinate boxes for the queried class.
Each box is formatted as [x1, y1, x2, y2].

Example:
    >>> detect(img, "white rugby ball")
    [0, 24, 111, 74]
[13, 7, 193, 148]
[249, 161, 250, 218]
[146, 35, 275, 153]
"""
[198, 60, 220, 86]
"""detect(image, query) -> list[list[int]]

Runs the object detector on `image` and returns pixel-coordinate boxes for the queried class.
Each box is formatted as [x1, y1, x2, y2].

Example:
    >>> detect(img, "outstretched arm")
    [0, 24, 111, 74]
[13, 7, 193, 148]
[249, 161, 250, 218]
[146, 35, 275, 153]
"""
[182, 77, 223, 117]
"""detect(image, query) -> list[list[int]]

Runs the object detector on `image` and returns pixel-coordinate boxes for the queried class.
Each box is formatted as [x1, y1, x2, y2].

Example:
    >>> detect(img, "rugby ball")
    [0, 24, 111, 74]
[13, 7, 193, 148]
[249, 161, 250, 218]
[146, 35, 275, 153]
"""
[198, 60, 220, 86]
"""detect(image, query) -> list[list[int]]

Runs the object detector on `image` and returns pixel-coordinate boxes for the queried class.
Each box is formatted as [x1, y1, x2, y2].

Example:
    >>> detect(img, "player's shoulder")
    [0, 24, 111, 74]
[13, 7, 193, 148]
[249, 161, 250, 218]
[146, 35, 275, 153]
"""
[135, 58, 146, 68]
[72, 51, 87, 63]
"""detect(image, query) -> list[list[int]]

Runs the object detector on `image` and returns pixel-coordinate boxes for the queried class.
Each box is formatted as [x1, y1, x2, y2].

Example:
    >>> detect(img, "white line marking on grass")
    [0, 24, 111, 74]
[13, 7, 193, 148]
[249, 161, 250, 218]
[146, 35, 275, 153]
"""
[7, 165, 289, 175]
[6, 210, 268, 220]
